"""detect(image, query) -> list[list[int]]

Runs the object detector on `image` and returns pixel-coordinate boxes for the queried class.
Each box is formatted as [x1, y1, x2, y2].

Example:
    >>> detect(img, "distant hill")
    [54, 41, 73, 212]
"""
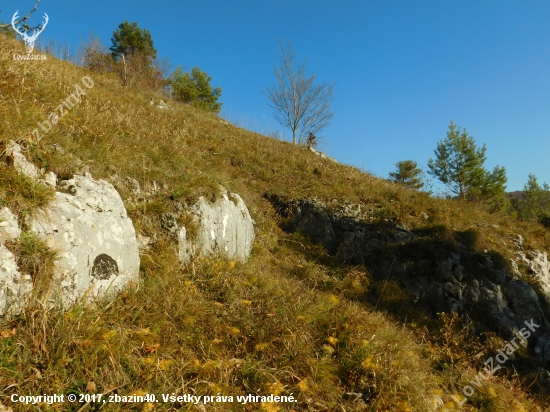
[506, 190, 550, 201]
[506, 191, 525, 200]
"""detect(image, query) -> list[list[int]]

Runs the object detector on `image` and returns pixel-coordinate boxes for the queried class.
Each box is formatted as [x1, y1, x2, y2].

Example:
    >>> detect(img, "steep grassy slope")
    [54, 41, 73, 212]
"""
[1, 34, 549, 411]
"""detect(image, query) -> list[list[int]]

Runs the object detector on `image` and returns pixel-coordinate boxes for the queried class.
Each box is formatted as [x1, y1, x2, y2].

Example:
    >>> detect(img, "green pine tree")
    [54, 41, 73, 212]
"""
[515, 174, 550, 222]
[109, 21, 157, 60]
[389, 160, 424, 189]
[479, 165, 509, 212]
[169, 66, 222, 113]
[428, 121, 507, 201]
[108, 21, 163, 90]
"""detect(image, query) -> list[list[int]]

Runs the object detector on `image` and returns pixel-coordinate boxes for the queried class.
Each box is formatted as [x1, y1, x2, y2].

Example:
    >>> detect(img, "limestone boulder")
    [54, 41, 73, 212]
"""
[0, 207, 32, 317]
[6, 141, 39, 180]
[30, 174, 140, 307]
[2, 142, 140, 314]
[516, 250, 550, 300]
[178, 190, 255, 264]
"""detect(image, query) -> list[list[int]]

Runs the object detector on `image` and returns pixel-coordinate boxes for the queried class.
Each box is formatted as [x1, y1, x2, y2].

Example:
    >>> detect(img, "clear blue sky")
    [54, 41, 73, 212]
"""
[3, 0, 550, 192]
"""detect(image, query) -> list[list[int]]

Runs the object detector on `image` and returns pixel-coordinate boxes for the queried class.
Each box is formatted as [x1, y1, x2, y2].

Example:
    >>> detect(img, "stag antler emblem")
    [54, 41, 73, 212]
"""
[11, 11, 49, 54]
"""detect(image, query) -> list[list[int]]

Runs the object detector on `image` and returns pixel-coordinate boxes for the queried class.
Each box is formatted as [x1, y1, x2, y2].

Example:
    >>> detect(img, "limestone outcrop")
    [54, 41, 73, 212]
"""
[6, 141, 56, 187]
[0, 208, 32, 317]
[32, 174, 140, 307]
[514, 248, 550, 300]
[1, 142, 140, 315]
[269, 195, 550, 367]
[177, 189, 255, 264]
[308, 147, 338, 163]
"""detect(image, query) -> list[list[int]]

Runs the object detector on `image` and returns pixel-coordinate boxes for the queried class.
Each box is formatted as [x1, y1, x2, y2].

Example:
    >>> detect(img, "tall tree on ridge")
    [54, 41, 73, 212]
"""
[264, 40, 335, 144]
[428, 121, 507, 201]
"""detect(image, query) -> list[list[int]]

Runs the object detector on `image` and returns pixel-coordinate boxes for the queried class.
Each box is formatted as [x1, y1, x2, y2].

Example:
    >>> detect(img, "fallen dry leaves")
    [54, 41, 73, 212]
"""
[0, 328, 16, 338]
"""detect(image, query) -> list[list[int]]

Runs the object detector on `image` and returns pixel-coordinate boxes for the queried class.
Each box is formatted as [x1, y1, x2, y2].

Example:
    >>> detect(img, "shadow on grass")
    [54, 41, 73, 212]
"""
[268, 202, 550, 406]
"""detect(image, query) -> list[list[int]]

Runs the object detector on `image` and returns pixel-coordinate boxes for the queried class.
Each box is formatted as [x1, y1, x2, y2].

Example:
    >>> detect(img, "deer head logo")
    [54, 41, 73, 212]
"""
[11, 11, 49, 54]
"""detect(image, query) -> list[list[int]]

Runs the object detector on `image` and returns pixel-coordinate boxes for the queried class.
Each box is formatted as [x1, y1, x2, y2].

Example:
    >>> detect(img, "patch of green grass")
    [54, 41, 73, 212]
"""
[5, 232, 57, 299]
[0, 161, 56, 224]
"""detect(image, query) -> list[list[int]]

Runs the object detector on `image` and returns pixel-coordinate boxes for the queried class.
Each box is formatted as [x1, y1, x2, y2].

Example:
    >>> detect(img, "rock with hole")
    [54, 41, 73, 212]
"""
[30, 173, 140, 308]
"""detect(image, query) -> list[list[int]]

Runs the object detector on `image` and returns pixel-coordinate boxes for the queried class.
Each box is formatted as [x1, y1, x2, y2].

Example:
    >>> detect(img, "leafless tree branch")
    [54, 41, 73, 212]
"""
[263, 40, 335, 144]
[0, 0, 42, 28]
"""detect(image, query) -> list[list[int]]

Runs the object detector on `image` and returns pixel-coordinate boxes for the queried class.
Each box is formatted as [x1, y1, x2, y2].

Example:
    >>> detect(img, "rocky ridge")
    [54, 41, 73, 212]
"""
[269, 195, 550, 368]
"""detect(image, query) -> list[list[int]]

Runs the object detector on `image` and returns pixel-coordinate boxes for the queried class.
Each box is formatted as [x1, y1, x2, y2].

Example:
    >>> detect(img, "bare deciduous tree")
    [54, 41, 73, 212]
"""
[264, 40, 335, 145]
[81, 36, 110, 71]
[0, 0, 43, 28]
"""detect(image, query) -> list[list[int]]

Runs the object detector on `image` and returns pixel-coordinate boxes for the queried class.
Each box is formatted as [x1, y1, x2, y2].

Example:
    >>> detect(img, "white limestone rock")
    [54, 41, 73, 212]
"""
[1, 142, 140, 314]
[6, 140, 57, 188]
[517, 250, 550, 300]
[178, 191, 255, 264]
[0, 208, 32, 317]
[308, 146, 338, 163]
[31, 174, 140, 307]
[157, 100, 169, 109]
[137, 233, 151, 252]
[6, 140, 39, 180]
[0, 245, 32, 317]
[150, 99, 170, 109]
[44, 171, 57, 188]
[0, 208, 21, 243]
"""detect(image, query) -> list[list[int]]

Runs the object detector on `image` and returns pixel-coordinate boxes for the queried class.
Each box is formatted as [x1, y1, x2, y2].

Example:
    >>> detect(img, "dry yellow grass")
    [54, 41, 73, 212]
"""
[0, 34, 549, 411]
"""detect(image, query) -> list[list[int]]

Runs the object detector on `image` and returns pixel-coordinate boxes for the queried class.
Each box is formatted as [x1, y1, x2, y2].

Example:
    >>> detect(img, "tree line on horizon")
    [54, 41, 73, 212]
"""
[2, 2, 336, 145]
[389, 122, 550, 226]
[82, 22, 334, 134]
[81, 21, 222, 113]
[3, 6, 548, 227]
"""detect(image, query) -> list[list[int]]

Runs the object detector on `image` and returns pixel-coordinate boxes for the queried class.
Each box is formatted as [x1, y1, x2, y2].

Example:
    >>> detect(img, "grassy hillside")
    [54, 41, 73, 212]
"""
[1, 34, 549, 411]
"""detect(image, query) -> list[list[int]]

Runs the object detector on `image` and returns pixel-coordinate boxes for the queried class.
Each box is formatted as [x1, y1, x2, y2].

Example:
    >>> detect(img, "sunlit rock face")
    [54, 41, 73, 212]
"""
[1, 141, 140, 315]
[31, 174, 140, 307]
[0, 207, 32, 317]
[178, 189, 255, 264]
[515, 250, 550, 300]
